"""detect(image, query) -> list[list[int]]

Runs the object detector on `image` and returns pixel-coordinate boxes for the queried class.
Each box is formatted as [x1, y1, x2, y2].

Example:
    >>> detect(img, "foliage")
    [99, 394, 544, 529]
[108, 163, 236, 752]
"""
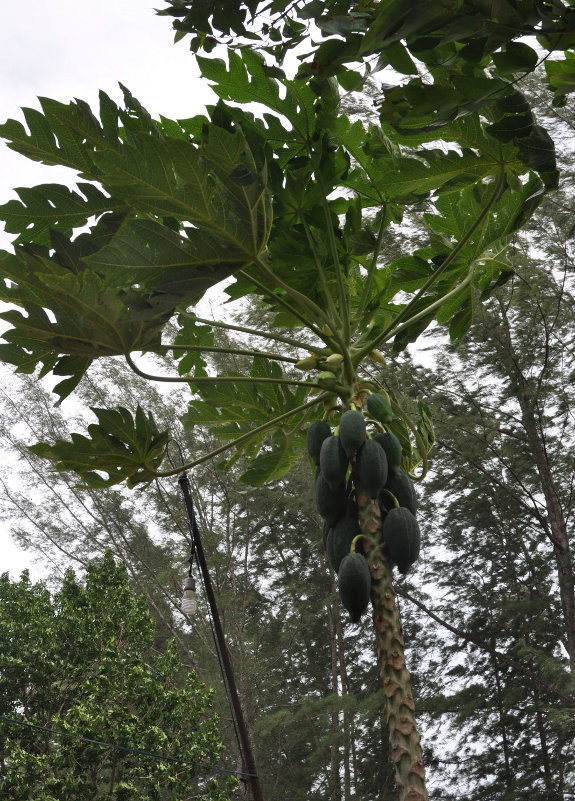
[0, 551, 234, 801]
[0, 1, 569, 488]
[0, 360, 401, 800]
[387, 220, 575, 797]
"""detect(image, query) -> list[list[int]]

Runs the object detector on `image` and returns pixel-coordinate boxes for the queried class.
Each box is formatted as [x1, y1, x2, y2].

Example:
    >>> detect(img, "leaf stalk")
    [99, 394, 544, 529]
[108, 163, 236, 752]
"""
[154, 393, 329, 477]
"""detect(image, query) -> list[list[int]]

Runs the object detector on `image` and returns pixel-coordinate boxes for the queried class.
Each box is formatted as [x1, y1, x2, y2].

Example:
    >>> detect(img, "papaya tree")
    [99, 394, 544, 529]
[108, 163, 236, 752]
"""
[1, 2, 575, 798]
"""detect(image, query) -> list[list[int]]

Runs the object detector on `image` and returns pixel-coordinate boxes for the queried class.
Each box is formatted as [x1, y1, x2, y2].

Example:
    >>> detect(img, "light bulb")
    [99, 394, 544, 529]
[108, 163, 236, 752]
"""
[181, 575, 197, 616]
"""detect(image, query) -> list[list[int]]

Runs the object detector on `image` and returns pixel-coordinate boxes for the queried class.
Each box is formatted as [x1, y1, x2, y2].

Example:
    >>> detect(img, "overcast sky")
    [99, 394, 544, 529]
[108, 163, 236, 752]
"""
[0, 1, 216, 211]
[0, 1, 216, 578]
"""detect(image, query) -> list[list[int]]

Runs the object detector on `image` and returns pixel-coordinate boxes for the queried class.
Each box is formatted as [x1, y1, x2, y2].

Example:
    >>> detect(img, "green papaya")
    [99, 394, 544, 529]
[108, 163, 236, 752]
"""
[381, 469, 417, 516]
[339, 409, 366, 459]
[315, 471, 346, 527]
[373, 431, 402, 473]
[326, 516, 361, 573]
[338, 552, 371, 623]
[366, 392, 393, 424]
[320, 435, 349, 491]
[356, 439, 388, 499]
[306, 420, 332, 466]
[382, 507, 421, 574]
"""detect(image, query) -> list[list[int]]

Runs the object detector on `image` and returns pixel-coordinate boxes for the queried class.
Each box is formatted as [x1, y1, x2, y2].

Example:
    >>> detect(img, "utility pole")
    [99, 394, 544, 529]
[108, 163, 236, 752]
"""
[178, 473, 264, 801]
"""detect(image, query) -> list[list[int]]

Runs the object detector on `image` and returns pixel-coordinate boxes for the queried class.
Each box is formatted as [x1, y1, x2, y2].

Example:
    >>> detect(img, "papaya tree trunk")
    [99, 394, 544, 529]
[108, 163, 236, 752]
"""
[356, 485, 428, 801]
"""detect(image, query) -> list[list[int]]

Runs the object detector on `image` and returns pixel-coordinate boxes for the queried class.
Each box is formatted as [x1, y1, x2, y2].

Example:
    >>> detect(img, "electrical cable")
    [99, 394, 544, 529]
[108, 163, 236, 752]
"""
[197, 559, 248, 780]
[0, 715, 257, 779]
[181, 478, 248, 781]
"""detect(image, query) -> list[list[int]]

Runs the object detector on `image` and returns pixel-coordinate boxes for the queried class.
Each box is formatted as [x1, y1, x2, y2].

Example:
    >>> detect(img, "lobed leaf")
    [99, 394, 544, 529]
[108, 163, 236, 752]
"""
[29, 406, 169, 488]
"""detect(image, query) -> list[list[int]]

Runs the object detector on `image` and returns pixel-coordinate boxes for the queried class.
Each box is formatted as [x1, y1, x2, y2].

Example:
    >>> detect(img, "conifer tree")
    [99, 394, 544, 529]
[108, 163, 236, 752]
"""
[391, 183, 575, 797]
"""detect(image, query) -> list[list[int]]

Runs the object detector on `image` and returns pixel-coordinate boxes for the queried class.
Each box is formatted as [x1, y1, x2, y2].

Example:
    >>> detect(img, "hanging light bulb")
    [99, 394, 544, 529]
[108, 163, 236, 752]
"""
[181, 574, 197, 617]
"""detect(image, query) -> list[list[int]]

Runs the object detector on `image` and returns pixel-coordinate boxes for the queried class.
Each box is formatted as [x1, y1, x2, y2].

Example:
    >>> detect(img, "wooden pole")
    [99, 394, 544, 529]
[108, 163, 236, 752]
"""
[178, 473, 265, 801]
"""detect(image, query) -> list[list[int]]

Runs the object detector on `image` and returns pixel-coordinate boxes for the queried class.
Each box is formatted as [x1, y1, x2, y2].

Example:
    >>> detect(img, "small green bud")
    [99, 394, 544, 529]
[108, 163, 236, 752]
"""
[325, 353, 344, 367]
[295, 355, 319, 370]
[317, 371, 338, 390]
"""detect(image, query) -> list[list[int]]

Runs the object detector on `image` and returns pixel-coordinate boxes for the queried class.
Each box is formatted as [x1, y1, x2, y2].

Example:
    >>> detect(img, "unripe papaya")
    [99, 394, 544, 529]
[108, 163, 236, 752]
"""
[380, 469, 417, 516]
[338, 409, 366, 459]
[319, 435, 349, 491]
[366, 392, 393, 424]
[315, 471, 346, 527]
[338, 552, 371, 623]
[306, 420, 332, 466]
[382, 506, 420, 574]
[373, 431, 402, 473]
[326, 516, 361, 573]
[355, 439, 388, 499]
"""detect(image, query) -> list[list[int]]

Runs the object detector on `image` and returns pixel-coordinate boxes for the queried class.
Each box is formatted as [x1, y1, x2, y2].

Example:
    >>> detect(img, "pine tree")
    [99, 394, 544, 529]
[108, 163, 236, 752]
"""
[392, 194, 575, 797]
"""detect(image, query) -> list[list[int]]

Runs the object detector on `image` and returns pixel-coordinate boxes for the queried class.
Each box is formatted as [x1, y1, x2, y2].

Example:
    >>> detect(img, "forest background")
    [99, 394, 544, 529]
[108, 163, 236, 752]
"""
[0, 2, 574, 801]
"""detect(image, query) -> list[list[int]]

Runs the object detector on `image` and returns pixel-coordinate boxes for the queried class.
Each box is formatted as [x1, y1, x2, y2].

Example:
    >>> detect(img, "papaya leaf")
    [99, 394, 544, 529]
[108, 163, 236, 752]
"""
[196, 48, 317, 154]
[0, 250, 169, 400]
[91, 128, 271, 263]
[448, 301, 474, 343]
[239, 430, 304, 486]
[29, 406, 169, 488]
[171, 314, 215, 377]
[491, 43, 539, 74]
[0, 183, 126, 247]
[183, 357, 309, 438]
[83, 218, 250, 300]
[0, 91, 129, 175]
[182, 357, 312, 477]
[334, 115, 516, 206]
[545, 52, 575, 103]
[0, 93, 273, 397]
[435, 282, 473, 327]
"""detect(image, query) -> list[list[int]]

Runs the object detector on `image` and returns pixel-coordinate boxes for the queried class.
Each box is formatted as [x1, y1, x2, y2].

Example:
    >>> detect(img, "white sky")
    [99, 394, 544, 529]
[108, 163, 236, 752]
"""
[0, 2, 215, 230]
[0, 0, 215, 577]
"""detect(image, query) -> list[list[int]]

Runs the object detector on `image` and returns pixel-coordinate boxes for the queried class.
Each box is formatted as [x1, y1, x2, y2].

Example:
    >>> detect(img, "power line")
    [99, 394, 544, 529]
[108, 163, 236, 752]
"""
[0, 715, 257, 779]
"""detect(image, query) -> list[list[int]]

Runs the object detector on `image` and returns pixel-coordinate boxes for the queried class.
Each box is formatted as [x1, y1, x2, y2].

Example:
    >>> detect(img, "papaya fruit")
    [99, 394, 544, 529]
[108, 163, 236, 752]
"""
[315, 471, 346, 527]
[381, 469, 417, 516]
[339, 409, 366, 459]
[320, 435, 349, 491]
[382, 507, 421, 574]
[338, 552, 371, 622]
[306, 420, 332, 466]
[355, 439, 388, 499]
[366, 392, 393, 424]
[373, 431, 402, 473]
[326, 516, 361, 573]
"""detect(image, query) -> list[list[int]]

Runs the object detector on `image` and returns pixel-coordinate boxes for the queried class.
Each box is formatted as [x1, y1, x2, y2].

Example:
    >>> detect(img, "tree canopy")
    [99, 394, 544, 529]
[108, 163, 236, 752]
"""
[0, 551, 233, 800]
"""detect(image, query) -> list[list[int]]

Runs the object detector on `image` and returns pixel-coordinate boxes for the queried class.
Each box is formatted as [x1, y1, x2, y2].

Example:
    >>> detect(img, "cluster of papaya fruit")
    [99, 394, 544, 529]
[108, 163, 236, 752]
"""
[306, 393, 421, 623]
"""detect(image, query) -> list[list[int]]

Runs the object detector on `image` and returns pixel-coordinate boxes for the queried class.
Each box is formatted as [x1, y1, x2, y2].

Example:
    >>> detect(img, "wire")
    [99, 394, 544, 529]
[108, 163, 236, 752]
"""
[0, 714, 257, 779]
[180, 475, 248, 780]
